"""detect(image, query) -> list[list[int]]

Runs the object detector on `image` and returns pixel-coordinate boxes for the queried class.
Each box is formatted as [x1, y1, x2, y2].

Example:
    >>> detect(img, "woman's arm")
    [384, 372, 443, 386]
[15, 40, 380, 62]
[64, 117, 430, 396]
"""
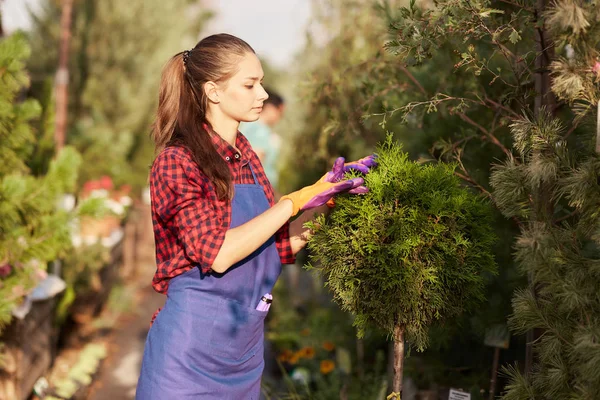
[211, 199, 294, 273]
[288, 204, 329, 255]
[212, 201, 329, 273]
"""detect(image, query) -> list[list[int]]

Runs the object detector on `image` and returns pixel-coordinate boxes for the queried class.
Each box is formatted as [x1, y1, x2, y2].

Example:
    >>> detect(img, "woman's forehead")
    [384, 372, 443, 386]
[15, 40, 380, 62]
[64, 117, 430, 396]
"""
[232, 53, 264, 80]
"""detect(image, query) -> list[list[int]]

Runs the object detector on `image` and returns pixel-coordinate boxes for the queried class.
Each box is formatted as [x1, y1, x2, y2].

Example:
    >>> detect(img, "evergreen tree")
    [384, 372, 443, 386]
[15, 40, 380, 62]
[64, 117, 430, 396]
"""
[306, 137, 497, 397]
[491, 3, 600, 398]
[0, 32, 81, 332]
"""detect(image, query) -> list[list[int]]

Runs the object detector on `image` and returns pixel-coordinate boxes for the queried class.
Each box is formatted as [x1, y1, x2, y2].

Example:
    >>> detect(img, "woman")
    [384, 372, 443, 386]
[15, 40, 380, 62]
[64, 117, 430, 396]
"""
[135, 33, 376, 399]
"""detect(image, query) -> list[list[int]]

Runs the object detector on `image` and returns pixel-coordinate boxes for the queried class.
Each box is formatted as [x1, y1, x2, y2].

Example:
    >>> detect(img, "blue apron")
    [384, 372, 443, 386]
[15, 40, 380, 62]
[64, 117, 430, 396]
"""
[136, 164, 282, 399]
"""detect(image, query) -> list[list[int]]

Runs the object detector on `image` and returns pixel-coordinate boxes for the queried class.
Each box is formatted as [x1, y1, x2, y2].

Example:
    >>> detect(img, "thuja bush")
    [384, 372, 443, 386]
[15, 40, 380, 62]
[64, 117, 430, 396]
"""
[306, 136, 497, 396]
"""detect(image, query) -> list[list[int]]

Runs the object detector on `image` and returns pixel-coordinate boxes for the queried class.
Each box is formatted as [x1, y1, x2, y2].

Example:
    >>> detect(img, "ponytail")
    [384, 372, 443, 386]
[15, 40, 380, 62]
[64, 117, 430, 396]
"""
[151, 52, 232, 200]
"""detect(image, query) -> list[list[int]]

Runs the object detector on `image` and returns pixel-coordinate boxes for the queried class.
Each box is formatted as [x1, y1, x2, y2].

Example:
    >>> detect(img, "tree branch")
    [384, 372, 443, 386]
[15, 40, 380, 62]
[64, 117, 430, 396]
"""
[398, 64, 427, 95]
[564, 117, 582, 139]
[455, 171, 493, 199]
[484, 96, 522, 118]
[453, 111, 512, 157]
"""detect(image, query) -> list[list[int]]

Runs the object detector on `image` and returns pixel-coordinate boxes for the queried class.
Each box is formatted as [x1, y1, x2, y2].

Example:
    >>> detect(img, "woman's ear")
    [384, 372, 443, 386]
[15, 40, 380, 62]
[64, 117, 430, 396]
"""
[204, 81, 220, 104]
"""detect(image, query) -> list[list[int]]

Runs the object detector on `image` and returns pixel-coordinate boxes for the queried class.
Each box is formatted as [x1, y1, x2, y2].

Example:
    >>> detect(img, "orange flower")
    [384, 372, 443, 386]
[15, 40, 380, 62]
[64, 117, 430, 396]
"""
[298, 346, 315, 359]
[320, 360, 335, 375]
[322, 341, 335, 352]
[300, 328, 311, 336]
[277, 349, 293, 363]
[288, 352, 300, 365]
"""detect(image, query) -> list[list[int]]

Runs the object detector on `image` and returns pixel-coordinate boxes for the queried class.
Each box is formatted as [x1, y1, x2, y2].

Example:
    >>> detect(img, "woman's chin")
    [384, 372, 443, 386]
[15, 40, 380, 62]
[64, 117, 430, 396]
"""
[240, 114, 261, 123]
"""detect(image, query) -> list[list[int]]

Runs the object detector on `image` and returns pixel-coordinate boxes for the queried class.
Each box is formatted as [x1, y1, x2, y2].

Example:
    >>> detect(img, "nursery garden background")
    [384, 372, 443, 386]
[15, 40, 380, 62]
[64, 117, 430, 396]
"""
[1, 0, 599, 399]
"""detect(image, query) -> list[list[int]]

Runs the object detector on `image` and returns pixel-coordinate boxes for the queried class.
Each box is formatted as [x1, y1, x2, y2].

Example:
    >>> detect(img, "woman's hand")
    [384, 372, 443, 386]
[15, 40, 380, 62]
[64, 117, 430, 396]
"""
[319, 154, 378, 186]
[279, 177, 366, 217]
[319, 154, 377, 206]
[285, 154, 378, 254]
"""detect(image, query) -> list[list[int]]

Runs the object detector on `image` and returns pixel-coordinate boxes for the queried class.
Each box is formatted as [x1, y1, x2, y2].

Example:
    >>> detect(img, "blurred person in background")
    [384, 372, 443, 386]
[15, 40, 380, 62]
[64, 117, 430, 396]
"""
[135, 33, 376, 399]
[239, 88, 285, 198]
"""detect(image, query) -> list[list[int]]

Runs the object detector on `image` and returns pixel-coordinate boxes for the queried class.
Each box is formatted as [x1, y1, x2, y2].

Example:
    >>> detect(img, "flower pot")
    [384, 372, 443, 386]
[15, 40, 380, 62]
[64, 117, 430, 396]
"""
[0, 297, 58, 400]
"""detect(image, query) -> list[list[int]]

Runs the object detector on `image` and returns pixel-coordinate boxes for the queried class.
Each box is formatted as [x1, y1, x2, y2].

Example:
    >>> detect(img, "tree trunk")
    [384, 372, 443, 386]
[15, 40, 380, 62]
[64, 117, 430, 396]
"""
[533, 0, 554, 116]
[596, 100, 600, 154]
[357, 336, 364, 379]
[527, 0, 555, 376]
[488, 347, 501, 400]
[391, 325, 405, 399]
[55, 0, 74, 152]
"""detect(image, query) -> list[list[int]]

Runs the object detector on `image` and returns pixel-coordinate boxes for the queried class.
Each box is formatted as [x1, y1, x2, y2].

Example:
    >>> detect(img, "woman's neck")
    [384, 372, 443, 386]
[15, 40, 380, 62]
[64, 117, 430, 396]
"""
[206, 112, 239, 146]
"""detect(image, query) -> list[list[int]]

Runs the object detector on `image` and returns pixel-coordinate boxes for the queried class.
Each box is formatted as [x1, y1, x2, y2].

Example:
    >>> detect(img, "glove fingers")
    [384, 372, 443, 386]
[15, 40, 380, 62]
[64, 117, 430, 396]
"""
[357, 154, 378, 168]
[343, 163, 370, 174]
[300, 178, 366, 212]
[333, 157, 345, 173]
[322, 157, 346, 183]
[330, 178, 367, 195]
[343, 154, 378, 174]
[348, 185, 369, 194]
[310, 178, 363, 203]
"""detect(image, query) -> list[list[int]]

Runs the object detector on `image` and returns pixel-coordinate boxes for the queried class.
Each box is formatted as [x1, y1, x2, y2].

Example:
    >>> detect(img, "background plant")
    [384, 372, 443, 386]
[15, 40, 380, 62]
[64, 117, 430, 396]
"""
[0, 32, 101, 334]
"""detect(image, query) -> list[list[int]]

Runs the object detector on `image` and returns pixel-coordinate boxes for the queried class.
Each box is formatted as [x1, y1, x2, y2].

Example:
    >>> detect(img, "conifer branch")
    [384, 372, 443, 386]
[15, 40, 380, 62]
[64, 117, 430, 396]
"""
[398, 64, 427, 95]
[453, 111, 513, 157]
[553, 209, 578, 224]
[484, 97, 522, 118]
[451, 134, 482, 153]
[466, 1, 532, 84]
[454, 171, 493, 199]
[563, 117, 581, 139]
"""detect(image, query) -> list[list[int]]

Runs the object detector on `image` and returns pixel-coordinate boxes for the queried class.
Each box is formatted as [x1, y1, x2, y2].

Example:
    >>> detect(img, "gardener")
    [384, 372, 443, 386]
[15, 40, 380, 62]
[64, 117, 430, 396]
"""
[135, 33, 376, 399]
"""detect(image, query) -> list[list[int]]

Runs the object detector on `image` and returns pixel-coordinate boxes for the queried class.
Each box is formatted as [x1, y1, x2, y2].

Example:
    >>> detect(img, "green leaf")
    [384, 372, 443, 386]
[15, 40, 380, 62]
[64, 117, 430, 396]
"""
[509, 29, 521, 44]
[479, 9, 504, 18]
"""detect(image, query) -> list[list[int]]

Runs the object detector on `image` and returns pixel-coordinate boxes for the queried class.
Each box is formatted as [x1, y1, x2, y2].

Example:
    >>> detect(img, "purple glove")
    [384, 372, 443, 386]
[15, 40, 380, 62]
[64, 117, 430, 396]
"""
[280, 177, 366, 216]
[320, 154, 377, 194]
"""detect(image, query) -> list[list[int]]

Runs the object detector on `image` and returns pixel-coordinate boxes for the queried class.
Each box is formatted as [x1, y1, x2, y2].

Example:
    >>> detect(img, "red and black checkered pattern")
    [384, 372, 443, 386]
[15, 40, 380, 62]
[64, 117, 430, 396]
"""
[150, 131, 294, 294]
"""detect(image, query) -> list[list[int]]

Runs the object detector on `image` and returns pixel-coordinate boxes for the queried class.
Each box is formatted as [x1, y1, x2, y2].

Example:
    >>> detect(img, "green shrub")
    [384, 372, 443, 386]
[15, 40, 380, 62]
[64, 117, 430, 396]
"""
[306, 135, 497, 351]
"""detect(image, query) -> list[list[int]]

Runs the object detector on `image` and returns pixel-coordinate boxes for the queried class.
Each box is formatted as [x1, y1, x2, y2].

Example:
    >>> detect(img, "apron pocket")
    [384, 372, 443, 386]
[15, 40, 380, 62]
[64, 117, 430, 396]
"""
[208, 298, 267, 361]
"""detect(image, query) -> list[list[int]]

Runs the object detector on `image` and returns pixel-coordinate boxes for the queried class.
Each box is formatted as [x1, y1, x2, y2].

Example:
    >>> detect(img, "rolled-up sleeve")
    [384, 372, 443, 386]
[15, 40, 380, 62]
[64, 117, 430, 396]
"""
[151, 150, 227, 273]
[275, 222, 295, 264]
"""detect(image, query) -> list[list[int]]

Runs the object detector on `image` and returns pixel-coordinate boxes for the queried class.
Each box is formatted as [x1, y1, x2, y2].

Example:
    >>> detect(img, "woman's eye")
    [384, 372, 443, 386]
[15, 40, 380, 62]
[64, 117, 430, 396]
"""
[245, 85, 254, 89]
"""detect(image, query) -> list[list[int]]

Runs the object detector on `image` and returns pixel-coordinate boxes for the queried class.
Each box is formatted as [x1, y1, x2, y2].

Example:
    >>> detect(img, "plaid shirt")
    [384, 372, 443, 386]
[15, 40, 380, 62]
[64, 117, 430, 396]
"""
[150, 131, 295, 294]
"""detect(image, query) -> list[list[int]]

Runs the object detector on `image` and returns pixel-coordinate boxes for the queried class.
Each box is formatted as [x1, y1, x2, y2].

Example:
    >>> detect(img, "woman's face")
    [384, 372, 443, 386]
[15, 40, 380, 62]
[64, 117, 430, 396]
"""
[215, 52, 268, 123]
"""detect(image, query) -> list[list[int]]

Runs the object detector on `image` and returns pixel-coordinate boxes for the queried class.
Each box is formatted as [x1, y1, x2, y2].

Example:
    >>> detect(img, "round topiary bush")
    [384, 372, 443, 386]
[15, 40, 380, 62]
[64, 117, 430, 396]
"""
[305, 136, 497, 397]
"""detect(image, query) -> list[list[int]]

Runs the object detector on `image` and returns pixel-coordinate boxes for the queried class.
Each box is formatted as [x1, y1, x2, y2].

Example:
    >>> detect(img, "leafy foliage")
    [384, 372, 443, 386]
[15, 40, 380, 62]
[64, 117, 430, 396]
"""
[0, 33, 83, 333]
[306, 136, 497, 351]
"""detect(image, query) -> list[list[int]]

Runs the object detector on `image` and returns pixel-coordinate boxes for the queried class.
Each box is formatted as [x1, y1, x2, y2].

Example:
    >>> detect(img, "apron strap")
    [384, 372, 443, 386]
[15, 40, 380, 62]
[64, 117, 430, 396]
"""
[247, 161, 259, 185]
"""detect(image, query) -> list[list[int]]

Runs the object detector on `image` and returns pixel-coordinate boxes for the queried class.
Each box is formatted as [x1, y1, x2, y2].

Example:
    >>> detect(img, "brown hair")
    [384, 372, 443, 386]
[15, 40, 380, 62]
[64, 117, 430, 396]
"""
[152, 33, 255, 200]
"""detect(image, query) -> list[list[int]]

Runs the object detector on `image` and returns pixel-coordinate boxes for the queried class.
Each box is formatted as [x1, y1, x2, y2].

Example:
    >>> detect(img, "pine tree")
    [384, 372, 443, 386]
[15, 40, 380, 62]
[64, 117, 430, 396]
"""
[306, 136, 497, 398]
[490, 2, 600, 398]
[0, 32, 82, 332]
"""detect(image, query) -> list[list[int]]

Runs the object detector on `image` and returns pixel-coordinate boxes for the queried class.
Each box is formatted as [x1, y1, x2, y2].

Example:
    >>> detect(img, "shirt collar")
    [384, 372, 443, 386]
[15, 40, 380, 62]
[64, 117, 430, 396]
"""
[205, 123, 250, 163]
